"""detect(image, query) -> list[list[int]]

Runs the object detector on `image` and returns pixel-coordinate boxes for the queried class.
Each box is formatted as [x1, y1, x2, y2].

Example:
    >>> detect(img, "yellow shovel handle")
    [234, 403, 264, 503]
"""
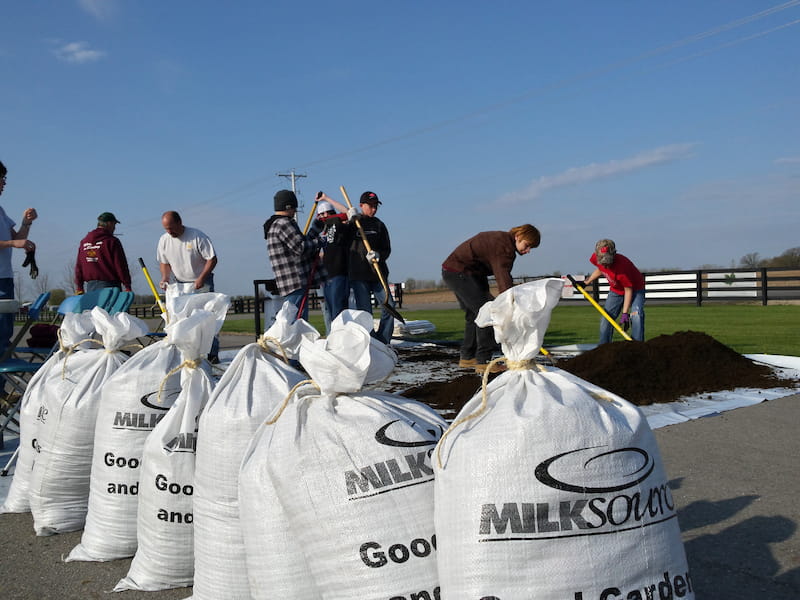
[567, 275, 632, 341]
[138, 258, 168, 322]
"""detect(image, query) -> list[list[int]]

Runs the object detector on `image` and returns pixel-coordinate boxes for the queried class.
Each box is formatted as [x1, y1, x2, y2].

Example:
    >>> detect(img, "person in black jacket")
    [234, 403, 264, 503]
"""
[348, 191, 395, 344]
[315, 193, 353, 334]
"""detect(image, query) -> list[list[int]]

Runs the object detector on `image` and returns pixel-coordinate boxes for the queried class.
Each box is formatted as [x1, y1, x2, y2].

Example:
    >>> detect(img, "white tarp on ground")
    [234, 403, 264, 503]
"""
[2, 351, 798, 505]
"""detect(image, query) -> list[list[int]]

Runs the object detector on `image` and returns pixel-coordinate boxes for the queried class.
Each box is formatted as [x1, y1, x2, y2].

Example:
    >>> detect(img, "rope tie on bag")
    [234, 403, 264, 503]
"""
[435, 355, 547, 468]
[265, 379, 320, 425]
[156, 358, 203, 404]
[257, 335, 290, 363]
[60, 338, 104, 379]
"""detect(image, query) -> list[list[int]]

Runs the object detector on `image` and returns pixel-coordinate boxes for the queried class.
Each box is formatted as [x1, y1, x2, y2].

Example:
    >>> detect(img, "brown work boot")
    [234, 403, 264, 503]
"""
[474, 362, 507, 374]
[458, 358, 477, 368]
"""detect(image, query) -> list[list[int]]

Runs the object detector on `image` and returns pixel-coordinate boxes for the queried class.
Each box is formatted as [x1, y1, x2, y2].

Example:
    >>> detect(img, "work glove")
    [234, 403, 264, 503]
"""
[366, 250, 379, 263]
[346, 206, 359, 222]
[619, 312, 631, 332]
[22, 249, 39, 279]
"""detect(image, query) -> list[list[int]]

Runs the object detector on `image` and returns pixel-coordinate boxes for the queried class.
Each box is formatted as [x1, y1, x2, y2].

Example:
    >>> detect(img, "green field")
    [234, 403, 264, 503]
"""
[221, 304, 800, 356]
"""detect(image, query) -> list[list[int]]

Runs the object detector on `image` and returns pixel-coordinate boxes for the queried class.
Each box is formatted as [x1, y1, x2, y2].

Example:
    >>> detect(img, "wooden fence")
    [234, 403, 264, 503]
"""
[520, 266, 800, 306]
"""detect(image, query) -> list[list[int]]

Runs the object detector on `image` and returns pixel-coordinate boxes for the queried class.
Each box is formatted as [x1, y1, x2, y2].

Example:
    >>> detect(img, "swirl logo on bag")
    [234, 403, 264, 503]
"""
[110, 390, 178, 431]
[479, 445, 676, 540]
[343, 419, 442, 500]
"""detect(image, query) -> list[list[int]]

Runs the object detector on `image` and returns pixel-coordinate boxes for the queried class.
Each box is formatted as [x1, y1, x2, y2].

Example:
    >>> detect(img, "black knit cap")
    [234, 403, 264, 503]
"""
[274, 189, 298, 211]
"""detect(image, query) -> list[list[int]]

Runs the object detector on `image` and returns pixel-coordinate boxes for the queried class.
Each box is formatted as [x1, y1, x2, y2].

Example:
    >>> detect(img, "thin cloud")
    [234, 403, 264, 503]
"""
[54, 41, 106, 64]
[775, 156, 800, 165]
[78, 0, 117, 21]
[495, 143, 697, 206]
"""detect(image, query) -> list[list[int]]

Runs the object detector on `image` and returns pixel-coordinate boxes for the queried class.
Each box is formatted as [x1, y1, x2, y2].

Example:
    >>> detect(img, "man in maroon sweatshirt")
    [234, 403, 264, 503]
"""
[74, 212, 132, 294]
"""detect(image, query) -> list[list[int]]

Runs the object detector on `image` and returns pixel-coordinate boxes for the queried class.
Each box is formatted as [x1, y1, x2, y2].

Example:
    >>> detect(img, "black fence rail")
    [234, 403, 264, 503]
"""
[541, 266, 800, 306]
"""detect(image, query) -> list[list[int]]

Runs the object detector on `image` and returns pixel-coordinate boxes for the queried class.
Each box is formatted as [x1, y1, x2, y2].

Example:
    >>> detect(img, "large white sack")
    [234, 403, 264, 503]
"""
[29, 308, 149, 535]
[192, 302, 316, 600]
[434, 279, 694, 600]
[116, 309, 223, 591]
[240, 312, 446, 600]
[0, 312, 96, 514]
[66, 296, 227, 562]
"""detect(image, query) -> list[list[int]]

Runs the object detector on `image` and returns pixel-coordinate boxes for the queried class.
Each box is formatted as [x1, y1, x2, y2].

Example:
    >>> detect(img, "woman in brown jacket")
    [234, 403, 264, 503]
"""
[441, 224, 541, 374]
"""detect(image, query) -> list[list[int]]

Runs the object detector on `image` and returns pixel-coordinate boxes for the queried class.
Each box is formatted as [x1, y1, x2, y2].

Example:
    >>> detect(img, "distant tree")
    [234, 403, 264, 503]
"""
[49, 288, 67, 307]
[61, 261, 77, 295]
[739, 252, 762, 268]
[405, 278, 417, 292]
[767, 247, 800, 268]
[33, 273, 50, 295]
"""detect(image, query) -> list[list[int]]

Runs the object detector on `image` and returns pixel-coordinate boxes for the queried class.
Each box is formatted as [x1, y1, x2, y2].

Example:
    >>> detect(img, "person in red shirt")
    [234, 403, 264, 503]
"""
[74, 212, 132, 294]
[583, 238, 645, 343]
[442, 224, 541, 374]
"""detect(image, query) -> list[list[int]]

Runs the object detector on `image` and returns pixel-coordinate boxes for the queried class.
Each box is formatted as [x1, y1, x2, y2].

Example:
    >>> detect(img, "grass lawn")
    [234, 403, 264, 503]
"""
[222, 303, 799, 356]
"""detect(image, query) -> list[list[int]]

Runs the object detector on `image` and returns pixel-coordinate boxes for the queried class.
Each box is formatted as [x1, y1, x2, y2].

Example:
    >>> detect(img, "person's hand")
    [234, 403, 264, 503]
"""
[194, 278, 205, 290]
[22, 208, 37, 224]
[13, 239, 35, 251]
[366, 250, 379, 263]
[619, 312, 631, 332]
[346, 207, 359, 222]
[159, 280, 168, 291]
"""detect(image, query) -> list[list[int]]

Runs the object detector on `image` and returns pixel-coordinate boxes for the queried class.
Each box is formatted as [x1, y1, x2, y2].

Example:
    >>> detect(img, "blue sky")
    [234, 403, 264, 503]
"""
[2, 0, 799, 298]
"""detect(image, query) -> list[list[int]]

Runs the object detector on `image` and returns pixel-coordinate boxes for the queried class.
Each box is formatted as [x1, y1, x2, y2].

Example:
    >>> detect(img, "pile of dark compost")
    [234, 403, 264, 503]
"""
[402, 374, 484, 417]
[558, 330, 791, 405]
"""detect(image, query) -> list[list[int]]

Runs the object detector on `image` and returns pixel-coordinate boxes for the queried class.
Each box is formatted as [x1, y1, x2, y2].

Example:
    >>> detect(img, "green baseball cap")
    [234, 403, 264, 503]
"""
[98, 212, 120, 224]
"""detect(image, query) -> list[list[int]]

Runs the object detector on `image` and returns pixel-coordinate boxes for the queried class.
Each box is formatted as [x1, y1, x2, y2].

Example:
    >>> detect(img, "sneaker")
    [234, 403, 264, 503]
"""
[474, 362, 507, 374]
[458, 358, 477, 368]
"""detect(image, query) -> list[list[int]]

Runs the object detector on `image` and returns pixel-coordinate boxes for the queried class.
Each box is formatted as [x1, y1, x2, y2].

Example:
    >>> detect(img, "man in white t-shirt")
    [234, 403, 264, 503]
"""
[157, 210, 220, 360]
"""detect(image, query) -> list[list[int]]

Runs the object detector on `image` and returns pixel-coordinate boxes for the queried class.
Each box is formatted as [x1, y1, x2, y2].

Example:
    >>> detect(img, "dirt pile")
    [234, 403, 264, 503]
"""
[396, 331, 795, 415]
[558, 330, 790, 405]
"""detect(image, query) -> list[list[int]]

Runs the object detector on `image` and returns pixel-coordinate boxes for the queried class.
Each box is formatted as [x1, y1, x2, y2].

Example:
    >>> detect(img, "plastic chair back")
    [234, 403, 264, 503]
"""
[108, 291, 134, 315]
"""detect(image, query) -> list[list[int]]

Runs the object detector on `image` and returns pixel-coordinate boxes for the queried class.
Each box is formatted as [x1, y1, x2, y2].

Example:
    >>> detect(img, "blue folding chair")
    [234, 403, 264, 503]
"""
[0, 292, 51, 445]
[108, 290, 134, 315]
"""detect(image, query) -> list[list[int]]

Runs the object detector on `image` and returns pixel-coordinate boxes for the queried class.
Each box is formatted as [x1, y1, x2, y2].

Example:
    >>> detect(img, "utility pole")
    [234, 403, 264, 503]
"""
[276, 169, 306, 194]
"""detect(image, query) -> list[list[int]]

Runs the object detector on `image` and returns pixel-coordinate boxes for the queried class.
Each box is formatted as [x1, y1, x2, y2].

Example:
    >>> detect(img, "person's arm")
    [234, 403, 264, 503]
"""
[583, 268, 602, 286]
[621, 287, 633, 314]
[114, 240, 133, 292]
[159, 262, 172, 290]
[1, 207, 37, 250]
[318, 193, 348, 214]
[195, 256, 217, 289]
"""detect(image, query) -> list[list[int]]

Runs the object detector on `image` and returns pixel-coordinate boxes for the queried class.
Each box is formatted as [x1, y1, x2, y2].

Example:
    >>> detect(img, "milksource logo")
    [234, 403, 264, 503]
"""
[344, 419, 443, 500]
[479, 445, 676, 540]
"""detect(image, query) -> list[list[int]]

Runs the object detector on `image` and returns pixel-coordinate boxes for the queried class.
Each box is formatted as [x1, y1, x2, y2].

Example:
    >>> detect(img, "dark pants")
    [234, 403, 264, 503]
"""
[442, 269, 498, 363]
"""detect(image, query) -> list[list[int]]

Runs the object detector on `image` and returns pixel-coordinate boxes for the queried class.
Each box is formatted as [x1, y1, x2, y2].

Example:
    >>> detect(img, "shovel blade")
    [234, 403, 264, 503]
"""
[384, 301, 405, 324]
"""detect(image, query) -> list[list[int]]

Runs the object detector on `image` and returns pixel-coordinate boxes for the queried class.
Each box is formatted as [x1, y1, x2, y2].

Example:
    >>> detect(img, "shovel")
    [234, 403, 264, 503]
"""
[339, 185, 405, 324]
[138, 257, 169, 323]
[301, 191, 323, 235]
[567, 274, 632, 341]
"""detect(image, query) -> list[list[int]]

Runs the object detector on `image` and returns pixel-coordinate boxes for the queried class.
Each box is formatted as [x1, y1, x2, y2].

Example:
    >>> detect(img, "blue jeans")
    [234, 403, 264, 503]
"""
[282, 289, 309, 322]
[350, 280, 395, 345]
[0, 278, 14, 357]
[322, 275, 349, 335]
[84, 280, 120, 292]
[600, 289, 645, 344]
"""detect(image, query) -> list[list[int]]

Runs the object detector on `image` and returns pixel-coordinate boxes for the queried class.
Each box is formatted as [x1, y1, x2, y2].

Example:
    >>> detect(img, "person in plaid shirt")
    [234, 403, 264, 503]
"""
[264, 189, 326, 321]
